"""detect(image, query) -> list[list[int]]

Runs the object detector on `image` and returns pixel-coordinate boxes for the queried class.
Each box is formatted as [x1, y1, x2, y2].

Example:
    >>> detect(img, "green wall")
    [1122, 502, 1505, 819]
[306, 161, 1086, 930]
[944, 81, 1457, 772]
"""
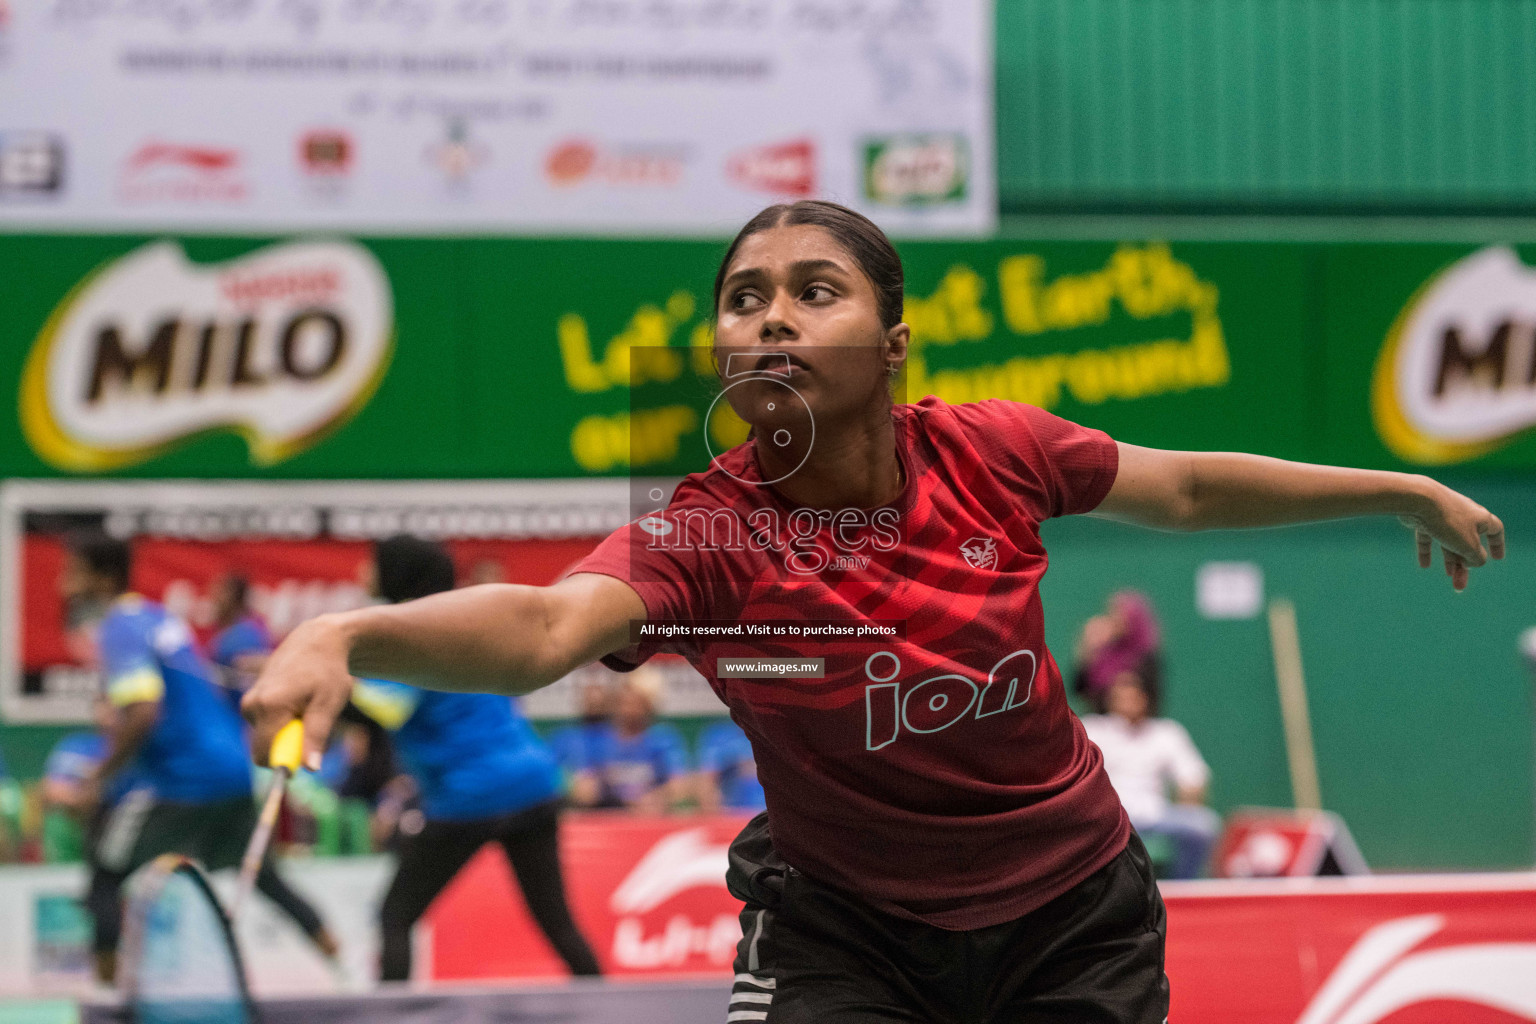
[1043, 475, 1535, 870]
[997, 0, 1536, 214]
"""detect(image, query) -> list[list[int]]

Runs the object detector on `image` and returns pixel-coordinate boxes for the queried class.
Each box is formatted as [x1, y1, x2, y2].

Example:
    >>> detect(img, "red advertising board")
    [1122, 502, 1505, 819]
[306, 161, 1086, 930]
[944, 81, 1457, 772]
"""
[22, 534, 599, 670]
[426, 815, 755, 980]
[427, 815, 1536, 1023]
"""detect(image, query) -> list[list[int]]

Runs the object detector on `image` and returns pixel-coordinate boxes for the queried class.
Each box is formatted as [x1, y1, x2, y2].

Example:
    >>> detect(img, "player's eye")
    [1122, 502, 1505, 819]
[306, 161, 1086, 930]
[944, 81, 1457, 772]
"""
[803, 284, 836, 302]
[730, 289, 764, 311]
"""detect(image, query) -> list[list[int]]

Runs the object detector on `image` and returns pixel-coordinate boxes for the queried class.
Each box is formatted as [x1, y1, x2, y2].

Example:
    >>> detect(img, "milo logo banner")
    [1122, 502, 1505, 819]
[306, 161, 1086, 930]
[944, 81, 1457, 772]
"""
[20, 239, 392, 471]
[1372, 247, 1536, 465]
[1, 235, 1533, 480]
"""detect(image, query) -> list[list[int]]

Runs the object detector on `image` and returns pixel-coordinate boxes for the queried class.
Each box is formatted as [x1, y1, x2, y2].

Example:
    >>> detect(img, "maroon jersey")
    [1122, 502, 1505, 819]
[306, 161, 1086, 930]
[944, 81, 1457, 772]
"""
[573, 396, 1129, 930]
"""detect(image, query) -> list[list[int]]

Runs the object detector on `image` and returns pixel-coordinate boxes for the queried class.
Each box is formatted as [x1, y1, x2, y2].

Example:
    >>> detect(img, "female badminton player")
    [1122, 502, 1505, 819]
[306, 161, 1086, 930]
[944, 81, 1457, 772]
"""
[243, 201, 1504, 1023]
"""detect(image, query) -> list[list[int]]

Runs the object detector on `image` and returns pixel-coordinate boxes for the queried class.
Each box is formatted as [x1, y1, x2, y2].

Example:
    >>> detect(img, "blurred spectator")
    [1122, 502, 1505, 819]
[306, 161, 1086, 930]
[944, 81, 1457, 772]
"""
[566, 668, 690, 813]
[1074, 589, 1163, 714]
[694, 718, 766, 813]
[1082, 668, 1220, 879]
[547, 671, 617, 775]
[39, 697, 142, 864]
[207, 575, 273, 704]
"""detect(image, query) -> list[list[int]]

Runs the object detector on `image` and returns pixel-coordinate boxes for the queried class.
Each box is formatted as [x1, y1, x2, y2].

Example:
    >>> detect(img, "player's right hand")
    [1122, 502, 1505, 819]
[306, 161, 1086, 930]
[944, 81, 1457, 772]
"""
[241, 614, 354, 772]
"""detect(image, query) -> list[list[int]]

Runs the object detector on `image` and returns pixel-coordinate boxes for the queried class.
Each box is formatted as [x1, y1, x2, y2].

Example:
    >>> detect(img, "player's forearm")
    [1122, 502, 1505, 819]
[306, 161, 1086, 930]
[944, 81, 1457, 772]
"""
[1180, 452, 1435, 531]
[328, 584, 565, 695]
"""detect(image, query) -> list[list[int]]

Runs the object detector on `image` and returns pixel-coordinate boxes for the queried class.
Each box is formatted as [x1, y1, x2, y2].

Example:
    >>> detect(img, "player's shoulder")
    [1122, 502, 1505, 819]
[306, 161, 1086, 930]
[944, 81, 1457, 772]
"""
[899, 395, 1051, 445]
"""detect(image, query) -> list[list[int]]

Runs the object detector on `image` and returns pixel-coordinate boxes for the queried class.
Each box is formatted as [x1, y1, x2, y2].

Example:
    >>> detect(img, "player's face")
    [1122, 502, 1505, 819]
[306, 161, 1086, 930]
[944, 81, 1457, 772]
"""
[1106, 675, 1151, 723]
[714, 225, 898, 432]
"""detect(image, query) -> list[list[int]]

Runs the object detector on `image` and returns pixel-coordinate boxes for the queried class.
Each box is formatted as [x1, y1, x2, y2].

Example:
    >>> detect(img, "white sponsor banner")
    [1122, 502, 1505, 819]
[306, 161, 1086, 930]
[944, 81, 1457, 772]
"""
[0, 0, 994, 235]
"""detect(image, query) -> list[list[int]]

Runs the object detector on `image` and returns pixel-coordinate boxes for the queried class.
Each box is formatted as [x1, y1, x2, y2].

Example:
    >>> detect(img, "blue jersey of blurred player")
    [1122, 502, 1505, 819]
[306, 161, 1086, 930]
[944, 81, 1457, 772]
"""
[694, 718, 766, 813]
[350, 535, 601, 983]
[207, 575, 273, 708]
[60, 533, 335, 982]
[553, 668, 690, 813]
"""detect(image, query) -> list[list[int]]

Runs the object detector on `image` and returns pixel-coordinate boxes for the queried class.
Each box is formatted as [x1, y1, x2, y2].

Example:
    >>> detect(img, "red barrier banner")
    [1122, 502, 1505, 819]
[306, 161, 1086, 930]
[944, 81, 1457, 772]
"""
[1163, 875, 1536, 1024]
[426, 815, 755, 981]
[427, 816, 1536, 1023]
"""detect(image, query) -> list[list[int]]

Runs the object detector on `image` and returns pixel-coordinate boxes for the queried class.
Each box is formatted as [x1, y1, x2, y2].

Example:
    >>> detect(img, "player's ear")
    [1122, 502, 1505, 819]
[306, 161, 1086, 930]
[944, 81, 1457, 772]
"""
[883, 324, 910, 374]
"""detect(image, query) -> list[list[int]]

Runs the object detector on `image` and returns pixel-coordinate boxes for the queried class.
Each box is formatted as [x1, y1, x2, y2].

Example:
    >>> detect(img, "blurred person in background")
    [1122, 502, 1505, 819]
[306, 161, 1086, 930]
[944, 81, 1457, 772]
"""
[546, 668, 617, 780]
[694, 717, 766, 814]
[350, 535, 600, 982]
[207, 574, 273, 704]
[565, 668, 690, 813]
[61, 533, 337, 982]
[1074, 589, 1163, 714]
[40, 697, 140, 864]
[1082, 667, 1219, 880]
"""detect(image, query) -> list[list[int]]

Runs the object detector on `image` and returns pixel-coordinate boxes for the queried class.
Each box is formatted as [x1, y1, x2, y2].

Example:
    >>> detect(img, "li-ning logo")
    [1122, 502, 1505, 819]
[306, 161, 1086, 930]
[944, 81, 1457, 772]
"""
[1296, 913, 1536, 1024]
[865, 649, 1037, 751]
[20, 239, 393, 471]
[959, 536, 998, 570]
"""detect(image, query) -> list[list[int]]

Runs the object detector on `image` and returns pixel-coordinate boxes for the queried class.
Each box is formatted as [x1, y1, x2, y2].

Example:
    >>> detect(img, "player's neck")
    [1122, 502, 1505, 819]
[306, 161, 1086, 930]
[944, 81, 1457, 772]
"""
[759, 413, 903, 511]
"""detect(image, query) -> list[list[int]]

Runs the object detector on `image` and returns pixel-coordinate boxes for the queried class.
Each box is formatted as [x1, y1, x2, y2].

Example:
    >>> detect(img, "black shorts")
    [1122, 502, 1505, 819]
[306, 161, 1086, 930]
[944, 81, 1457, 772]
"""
[725, 814, 1169, 1024]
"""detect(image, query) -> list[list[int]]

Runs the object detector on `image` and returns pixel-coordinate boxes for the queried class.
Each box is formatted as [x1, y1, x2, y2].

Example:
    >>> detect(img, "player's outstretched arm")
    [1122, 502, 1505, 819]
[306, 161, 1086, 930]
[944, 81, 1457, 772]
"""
[242, 573, 644, 769]
[1091, 443, 1504, 591]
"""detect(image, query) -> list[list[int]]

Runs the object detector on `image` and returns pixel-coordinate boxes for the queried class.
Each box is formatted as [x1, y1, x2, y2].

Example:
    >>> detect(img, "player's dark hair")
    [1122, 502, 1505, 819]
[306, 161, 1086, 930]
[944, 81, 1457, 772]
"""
[375, 535, 456, 604]
[67, 532, 131, 593]
[712, 200, 905, 331]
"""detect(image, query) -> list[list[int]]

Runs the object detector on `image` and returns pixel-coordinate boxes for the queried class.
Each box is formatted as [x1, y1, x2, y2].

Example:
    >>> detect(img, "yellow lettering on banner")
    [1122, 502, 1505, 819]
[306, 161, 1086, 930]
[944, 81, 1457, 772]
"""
[906, 243, 1230, 411]
[557, 291, 696, 393]
[905, 265, 994, 346]
[570, 405, 699, 472]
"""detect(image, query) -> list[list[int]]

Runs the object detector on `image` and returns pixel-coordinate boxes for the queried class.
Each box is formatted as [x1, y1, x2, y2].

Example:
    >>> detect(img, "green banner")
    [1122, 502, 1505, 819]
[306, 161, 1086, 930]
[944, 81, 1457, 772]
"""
[2, 234, 1532, 478]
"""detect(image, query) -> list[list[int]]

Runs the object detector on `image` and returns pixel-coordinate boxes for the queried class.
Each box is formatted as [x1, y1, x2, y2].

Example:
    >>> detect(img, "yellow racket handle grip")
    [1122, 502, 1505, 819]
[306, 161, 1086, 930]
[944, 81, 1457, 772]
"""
[269, 720, 305, 773]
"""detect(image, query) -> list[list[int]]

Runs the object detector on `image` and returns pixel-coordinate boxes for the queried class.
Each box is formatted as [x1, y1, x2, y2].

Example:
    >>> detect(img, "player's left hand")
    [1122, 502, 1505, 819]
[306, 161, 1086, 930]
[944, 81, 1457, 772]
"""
[1399, 480, 1505, 591]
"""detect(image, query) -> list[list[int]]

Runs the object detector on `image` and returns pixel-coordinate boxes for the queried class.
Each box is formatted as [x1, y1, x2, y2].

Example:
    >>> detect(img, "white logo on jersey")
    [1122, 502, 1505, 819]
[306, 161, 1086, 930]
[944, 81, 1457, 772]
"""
[960, 536, 998, 569]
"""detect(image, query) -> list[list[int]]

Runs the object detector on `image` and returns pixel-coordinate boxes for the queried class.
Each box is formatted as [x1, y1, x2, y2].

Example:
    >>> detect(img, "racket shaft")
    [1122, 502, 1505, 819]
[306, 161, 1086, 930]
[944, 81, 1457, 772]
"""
[234, 769, 288, 916]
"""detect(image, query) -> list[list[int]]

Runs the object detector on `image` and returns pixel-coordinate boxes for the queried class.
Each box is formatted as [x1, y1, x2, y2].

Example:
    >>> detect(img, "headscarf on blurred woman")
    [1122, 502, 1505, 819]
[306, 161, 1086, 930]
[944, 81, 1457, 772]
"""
[1073, 590, 1163, 714]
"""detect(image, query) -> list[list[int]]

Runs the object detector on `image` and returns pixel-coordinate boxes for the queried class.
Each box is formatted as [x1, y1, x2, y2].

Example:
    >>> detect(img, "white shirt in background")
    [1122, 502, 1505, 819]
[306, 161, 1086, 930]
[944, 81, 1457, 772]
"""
[1081, 714, 1211, 823]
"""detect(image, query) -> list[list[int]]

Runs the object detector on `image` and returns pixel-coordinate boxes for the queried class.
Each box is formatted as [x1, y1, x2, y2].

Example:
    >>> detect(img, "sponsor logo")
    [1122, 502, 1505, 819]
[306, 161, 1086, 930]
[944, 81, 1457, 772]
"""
[865, 648, 1037, 751]
[1297, 914, 1536, 1024]
[299, 129, 353, 176]
[545, 137, 686, 187]
[20, 239, 393, 472]
[862, 133, 969, 206]
[959, 535, 997, 570]
[727, 138, 815, 197]
[119, 141, 247, 204]
[608, 828, 737, 970]
[1373, 246, 1536, 464]
[0, 132, 66, 197]
[425, 118, 488, 183]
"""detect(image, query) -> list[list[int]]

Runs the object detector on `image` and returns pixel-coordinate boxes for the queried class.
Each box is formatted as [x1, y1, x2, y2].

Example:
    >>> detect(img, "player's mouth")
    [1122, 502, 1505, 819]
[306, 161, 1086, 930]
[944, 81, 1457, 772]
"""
[756, 351, 811, 376]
